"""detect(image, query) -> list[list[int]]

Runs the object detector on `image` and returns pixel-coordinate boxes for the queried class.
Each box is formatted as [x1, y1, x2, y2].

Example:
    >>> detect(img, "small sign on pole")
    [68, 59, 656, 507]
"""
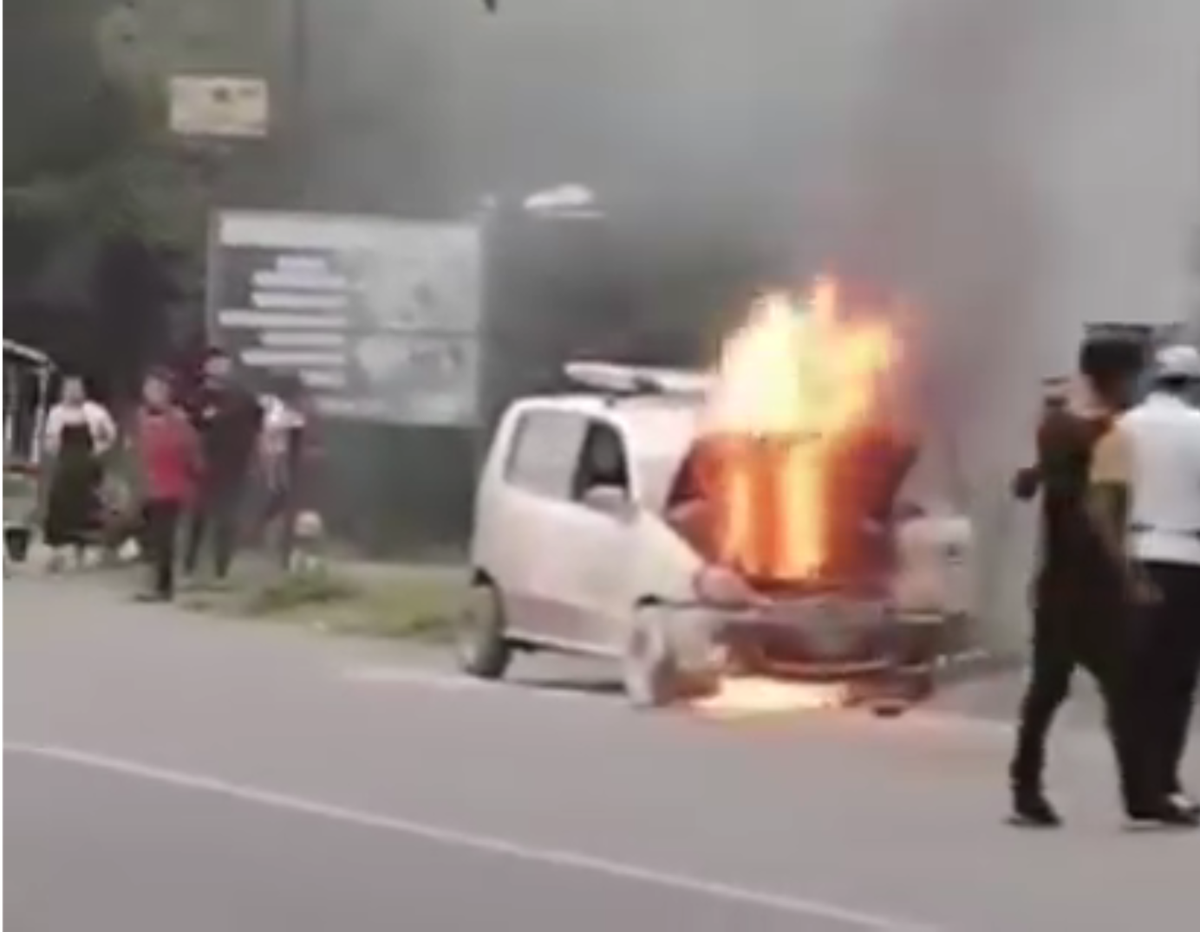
[169, 75, 269, 139]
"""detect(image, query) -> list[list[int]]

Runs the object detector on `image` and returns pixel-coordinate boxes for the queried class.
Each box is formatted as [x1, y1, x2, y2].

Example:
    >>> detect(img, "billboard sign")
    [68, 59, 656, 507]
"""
[208, 210, 482, 426]
[169, 75, 270, 139]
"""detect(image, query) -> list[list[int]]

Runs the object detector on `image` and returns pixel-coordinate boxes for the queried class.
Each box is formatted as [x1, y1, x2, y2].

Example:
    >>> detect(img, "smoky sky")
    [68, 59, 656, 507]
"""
[306, 0, 1196, 336]
[304, 0, 1198, 638]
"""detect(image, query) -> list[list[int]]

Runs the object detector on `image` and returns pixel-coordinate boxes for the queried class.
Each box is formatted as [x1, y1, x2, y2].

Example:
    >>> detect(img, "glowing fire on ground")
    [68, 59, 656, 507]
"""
[703, 277, 898, 583]
[691, 676, 850, 719]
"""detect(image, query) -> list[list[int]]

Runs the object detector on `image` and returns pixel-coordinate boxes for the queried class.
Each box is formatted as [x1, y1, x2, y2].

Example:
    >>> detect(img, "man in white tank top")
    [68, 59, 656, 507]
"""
[1120, 344, 1200, 820]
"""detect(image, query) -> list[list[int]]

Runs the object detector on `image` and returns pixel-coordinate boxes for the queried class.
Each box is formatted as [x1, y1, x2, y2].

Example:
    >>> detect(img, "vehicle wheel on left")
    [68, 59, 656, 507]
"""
[455, 582, 512, 680]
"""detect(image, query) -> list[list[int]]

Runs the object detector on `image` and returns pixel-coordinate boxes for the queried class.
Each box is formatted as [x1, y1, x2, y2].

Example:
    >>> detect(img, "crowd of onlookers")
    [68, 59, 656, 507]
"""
[38, 349, 312, 600]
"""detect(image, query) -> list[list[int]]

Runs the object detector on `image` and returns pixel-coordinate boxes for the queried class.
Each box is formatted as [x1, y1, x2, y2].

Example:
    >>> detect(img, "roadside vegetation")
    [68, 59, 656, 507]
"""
[178, 563, 464, 644]
[4, 471, 39, 516]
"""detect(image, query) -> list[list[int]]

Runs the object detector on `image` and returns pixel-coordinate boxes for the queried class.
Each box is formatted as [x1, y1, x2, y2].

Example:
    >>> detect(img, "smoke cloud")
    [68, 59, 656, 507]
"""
[842, 0, 1200, 643]
[304, 0, 1198, 638]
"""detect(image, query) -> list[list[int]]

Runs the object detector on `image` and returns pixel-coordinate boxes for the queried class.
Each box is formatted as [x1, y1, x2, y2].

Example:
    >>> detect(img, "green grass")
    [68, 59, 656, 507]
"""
[4, 474, 34, 498]
[181, 564, 464, 644]
[243, 566, 360, 614]
[4, 472, 38, 519]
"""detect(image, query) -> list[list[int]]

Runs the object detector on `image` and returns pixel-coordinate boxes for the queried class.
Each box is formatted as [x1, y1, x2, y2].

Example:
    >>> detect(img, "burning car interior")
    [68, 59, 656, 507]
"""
[647, 279, 968, 710]
[666, 426, 919, 597]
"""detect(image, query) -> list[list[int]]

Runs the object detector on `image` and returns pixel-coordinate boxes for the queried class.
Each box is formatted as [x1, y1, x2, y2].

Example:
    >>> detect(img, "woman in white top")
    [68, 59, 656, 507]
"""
[258, 375, 310, 568]
[42, 375, 115, 568]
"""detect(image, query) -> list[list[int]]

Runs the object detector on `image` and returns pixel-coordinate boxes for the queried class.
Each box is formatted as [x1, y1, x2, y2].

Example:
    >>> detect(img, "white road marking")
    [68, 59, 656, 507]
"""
[6, 742, 943, 932]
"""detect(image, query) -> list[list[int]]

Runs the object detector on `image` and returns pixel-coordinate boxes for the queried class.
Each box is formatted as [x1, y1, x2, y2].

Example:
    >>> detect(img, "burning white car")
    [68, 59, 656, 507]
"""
[455, 279, 973, 715]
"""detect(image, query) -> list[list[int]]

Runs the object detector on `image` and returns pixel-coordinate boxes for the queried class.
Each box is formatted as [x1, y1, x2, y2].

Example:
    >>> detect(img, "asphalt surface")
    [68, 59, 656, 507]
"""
[5, 574, 1199, 932]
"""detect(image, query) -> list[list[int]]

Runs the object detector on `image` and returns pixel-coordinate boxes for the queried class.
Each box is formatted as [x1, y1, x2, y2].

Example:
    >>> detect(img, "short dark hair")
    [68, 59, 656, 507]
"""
[1078, 335, 1144, 397]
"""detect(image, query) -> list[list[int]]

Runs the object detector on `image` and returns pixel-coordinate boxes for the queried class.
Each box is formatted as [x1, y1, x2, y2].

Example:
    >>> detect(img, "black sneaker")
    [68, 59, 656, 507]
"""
[1126, 799, 1200, 829]
[1009, 792, 1063, 828]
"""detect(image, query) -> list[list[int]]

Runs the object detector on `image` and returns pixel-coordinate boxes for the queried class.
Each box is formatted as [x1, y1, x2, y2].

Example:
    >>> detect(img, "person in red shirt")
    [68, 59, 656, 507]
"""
[136, 370, 201, 601]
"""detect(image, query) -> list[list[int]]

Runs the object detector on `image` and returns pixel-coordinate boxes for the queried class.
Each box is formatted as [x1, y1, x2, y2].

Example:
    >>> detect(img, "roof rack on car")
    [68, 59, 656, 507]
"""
[563, 361, 712, 399]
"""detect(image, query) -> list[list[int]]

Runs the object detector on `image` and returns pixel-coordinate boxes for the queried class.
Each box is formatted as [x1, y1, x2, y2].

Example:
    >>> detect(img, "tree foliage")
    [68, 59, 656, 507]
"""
[4, 1, 215, 389]
[9, 7, 206, 242]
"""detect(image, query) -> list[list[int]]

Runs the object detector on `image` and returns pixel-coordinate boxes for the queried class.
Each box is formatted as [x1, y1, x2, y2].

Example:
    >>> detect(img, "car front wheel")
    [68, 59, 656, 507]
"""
[623, 605, 721, 708]
[455, 582, 512, 680]
[621, 606, 681, 708]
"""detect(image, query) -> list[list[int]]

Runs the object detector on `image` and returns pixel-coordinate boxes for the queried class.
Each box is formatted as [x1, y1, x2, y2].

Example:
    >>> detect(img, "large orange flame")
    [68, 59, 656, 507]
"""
[703, 277, 897, 582]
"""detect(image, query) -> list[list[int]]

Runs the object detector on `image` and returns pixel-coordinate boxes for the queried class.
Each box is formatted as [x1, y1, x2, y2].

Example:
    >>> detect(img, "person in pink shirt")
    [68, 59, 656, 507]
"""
[135, 370, 201, 601]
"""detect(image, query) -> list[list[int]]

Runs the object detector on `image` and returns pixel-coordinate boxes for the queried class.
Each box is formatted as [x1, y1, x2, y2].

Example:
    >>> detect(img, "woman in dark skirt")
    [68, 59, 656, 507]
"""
[42, 375, 115, 569]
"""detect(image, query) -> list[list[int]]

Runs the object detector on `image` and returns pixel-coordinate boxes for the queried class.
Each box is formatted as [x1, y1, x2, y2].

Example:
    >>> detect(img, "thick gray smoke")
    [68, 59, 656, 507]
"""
[305, 0, 1198, 639]
[843, 0, 1200, 644]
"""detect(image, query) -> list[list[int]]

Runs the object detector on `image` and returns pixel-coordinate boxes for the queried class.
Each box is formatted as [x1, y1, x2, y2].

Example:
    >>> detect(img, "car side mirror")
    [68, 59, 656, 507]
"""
[581, 484, 635, 520]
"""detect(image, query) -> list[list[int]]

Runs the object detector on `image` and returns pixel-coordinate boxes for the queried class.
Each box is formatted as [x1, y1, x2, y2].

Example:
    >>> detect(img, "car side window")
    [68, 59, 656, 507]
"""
[571, 420, 632, 501]
[504, 409, 588, 499]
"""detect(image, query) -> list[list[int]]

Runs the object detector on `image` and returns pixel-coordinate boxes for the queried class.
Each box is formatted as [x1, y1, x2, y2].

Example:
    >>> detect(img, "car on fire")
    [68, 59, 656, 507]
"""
[455, 369, 973, 713]
[455, 285, 974, 713]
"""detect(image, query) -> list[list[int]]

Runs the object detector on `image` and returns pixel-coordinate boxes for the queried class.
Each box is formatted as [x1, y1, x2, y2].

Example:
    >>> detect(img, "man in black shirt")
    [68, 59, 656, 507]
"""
[1008, 335, 1193, 828]
[183, 349, 263, 582]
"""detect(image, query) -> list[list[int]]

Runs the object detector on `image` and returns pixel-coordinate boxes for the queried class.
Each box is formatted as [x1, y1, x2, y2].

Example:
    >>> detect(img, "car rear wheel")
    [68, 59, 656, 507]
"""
[455, 582, 512, 680]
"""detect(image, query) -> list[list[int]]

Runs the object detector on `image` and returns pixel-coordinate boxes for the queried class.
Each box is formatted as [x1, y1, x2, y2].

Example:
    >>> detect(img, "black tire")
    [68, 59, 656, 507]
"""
[622, 606, 687, 709]
[455, 582, 512, 680]
[869, 697, 912, 718]
[5, 527, 31, 563]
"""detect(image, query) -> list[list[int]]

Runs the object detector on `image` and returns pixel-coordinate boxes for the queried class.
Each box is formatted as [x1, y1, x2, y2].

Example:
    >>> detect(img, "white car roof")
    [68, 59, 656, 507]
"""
[509, 391, 701, 460]
[512, 391, 697, 429]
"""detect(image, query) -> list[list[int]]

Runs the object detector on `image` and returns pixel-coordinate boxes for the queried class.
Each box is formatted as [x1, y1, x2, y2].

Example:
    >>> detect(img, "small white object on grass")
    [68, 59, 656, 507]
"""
[294, 509, 324, 541]
[288, 509, 327, 573]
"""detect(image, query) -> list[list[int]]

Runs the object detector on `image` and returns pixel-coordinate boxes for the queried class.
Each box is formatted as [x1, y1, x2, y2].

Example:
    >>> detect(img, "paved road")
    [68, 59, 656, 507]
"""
[6, 576, 1198, 932]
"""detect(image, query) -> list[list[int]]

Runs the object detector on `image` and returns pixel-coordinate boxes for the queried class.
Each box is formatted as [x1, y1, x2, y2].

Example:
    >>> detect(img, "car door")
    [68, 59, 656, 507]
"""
[558, 418, 639, 652]
[492, 407, 590, 644]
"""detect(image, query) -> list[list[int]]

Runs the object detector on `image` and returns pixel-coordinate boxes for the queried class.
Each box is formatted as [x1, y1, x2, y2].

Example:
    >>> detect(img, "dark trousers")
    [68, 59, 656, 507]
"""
[184, 481, 243, 579]
[1136, 561, 1200, 797]
[1010, 578, 1146, 809]
[143, 499, 181, 598]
